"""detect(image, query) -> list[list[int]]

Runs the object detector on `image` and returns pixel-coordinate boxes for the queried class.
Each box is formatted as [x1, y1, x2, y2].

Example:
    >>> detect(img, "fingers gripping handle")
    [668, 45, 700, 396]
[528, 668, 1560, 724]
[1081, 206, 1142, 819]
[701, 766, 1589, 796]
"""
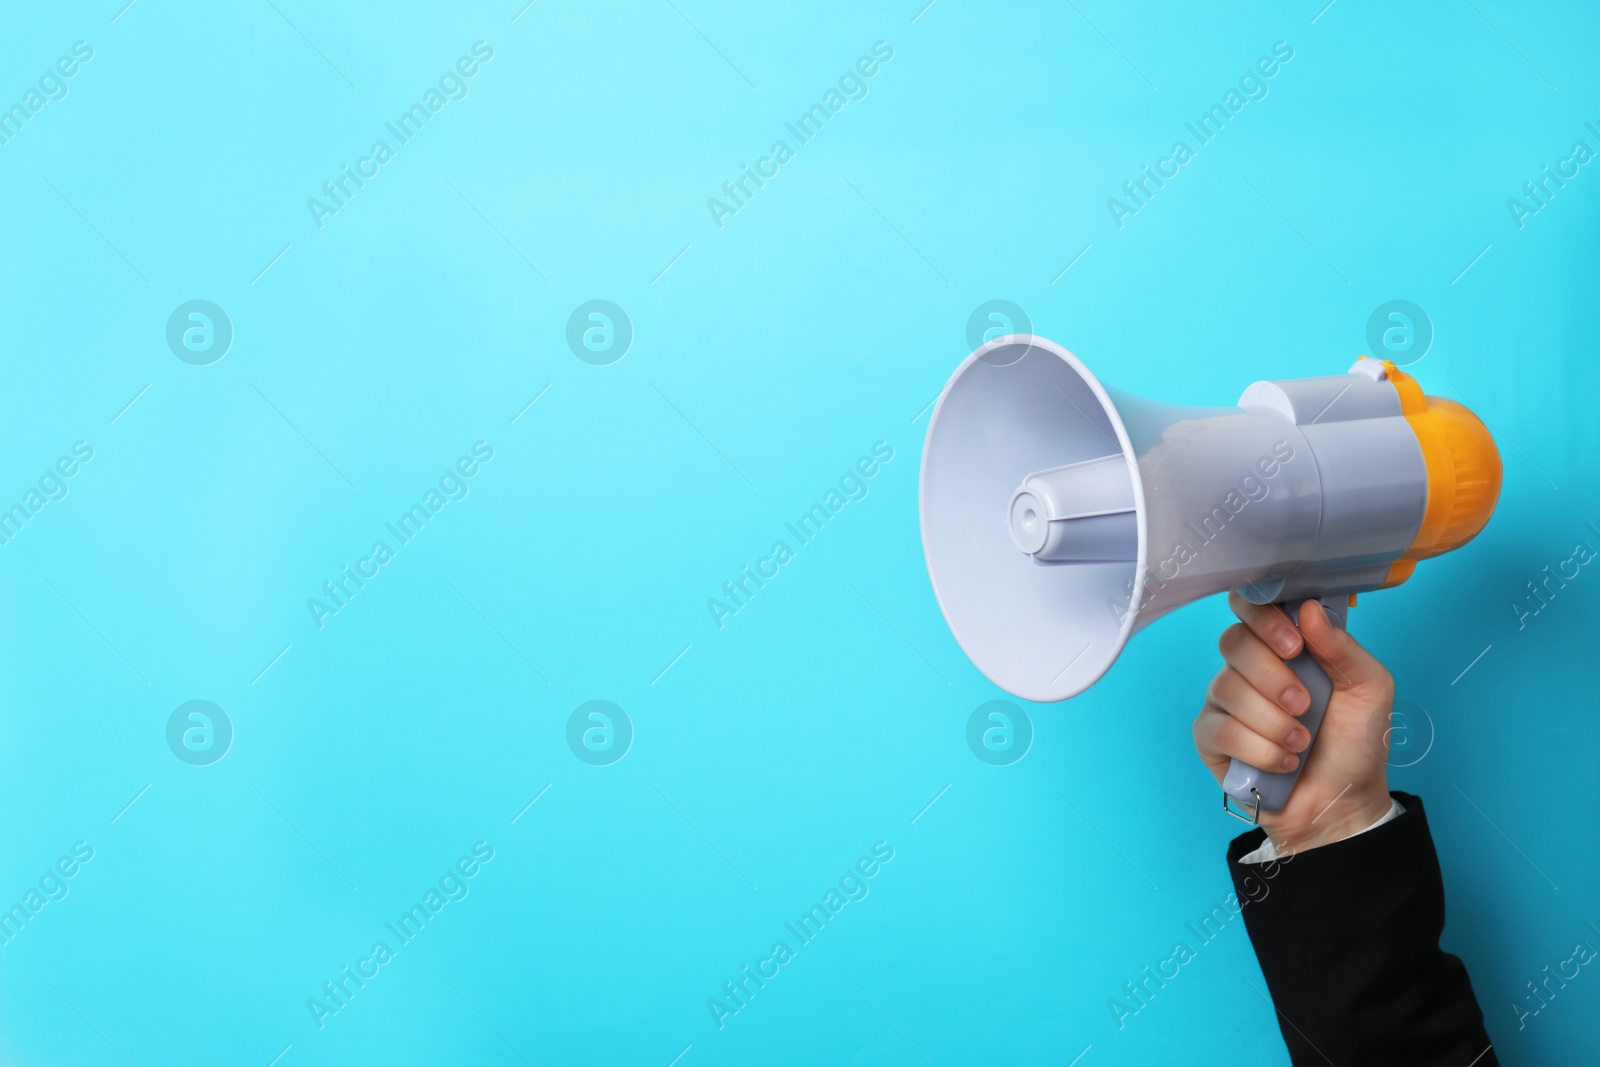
[1222, 596, 1349, 817]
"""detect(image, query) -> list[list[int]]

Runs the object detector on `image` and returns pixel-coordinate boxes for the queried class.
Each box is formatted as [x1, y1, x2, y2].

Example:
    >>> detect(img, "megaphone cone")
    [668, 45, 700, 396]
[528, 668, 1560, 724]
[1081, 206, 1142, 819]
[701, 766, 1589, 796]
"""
[920, 335, 1500, 814]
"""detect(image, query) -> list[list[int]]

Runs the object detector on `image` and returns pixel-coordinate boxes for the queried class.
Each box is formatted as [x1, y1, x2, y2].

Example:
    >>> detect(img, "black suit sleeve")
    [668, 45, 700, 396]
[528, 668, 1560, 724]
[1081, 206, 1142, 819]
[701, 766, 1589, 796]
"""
[1227, 792, 1497, 1067]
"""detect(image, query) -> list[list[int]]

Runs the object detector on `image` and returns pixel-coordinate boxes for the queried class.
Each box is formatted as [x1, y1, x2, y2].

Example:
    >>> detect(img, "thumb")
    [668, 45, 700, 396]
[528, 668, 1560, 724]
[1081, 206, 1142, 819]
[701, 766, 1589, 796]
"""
[1296, 600, 1389, 695]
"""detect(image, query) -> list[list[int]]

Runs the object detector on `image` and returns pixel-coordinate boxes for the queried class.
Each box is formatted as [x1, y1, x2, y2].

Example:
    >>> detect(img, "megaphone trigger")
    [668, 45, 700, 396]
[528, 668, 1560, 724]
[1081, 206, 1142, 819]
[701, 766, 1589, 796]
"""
[1220, 595, 1348, 821]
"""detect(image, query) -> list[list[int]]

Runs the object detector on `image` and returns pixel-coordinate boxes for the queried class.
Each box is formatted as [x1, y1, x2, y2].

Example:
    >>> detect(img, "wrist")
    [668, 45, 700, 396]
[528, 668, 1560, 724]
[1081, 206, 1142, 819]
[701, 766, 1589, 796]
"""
[1263, 785, 1393, 855]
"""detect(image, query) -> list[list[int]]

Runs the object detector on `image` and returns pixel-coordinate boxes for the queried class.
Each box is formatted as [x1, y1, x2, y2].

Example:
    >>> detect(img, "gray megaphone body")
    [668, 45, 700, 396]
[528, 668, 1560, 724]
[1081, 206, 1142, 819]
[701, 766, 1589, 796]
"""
[919, 336, 1500, 818]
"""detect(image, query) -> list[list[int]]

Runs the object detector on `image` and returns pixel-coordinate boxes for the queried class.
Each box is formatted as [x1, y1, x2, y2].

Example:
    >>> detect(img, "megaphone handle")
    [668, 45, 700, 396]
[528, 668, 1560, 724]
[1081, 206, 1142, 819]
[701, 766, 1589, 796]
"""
[1221, 595, 1349, 819]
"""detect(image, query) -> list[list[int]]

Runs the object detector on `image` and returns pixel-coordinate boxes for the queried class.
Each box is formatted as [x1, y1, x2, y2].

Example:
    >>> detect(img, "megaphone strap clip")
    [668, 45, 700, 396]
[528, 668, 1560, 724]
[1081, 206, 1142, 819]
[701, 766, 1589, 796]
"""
[1223, 787, 1263, 826]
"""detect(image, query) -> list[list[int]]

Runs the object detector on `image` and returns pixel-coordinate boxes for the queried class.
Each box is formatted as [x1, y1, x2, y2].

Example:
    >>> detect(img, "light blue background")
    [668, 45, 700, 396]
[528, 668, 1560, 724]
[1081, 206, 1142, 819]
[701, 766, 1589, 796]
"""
[1, 1, 1595, 1063]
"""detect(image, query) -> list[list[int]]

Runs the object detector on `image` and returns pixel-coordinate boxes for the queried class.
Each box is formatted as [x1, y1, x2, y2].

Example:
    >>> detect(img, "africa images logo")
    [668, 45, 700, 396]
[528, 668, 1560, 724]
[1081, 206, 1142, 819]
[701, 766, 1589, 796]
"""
[705, 41, 895, 230]
[1105, 41, 1295, 229]
[306, 42, 496, 230]
[166, 701, 233, 766]
[967, 701, 1032, 766]
[567, 701, 633, 766]
[706, 842, 895, 1030]
[706, 442, 894, 630]
[306, 442, 495, 630]
[307, 842, 496, 1030]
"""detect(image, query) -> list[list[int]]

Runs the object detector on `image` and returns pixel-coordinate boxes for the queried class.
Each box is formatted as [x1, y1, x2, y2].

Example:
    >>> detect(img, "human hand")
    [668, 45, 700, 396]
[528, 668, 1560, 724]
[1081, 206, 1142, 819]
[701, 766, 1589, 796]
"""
[1193, 592, 1395, 852]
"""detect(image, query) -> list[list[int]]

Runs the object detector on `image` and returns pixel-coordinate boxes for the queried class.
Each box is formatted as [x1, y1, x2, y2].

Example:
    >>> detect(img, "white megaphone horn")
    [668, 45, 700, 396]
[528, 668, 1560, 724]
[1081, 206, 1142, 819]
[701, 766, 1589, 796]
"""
[919, 336, 1501, 820]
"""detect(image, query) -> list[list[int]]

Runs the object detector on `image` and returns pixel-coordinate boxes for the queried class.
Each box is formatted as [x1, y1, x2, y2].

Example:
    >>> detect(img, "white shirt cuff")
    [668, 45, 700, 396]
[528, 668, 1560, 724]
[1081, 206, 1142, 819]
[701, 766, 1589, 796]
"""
[1236, 797, 1405, 865]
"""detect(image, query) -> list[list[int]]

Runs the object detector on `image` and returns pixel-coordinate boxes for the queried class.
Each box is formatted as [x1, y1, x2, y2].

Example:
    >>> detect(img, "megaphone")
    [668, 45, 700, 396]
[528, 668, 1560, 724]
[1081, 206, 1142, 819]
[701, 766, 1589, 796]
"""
[919, 336, 1500, 818]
